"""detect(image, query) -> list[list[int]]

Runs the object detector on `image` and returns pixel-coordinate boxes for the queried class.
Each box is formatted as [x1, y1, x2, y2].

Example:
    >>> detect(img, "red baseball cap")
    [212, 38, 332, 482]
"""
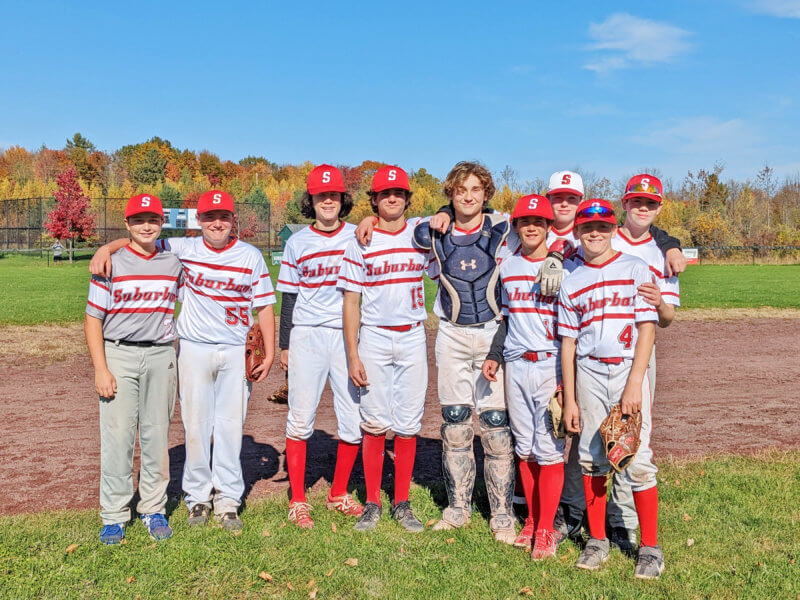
[574, 199, 617, 226]
[622, 174, 663, 203]
[197, 190, 235, 214]
[371, 165, 410, 193]
[511, 194, 554, 221]
[307, 164, 346, 195]
[125, 194, 164, 218]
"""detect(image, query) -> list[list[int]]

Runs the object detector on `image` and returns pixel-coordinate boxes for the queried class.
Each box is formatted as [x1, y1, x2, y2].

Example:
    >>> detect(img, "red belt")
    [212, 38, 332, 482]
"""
[522, 351, 553, 362]
[589, 355, 624, 365]
[378, 322, 421, 332]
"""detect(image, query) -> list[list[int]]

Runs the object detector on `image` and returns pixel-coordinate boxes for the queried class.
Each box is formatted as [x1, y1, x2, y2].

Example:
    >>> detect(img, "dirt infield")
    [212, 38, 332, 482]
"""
[1, 316, 798, 515]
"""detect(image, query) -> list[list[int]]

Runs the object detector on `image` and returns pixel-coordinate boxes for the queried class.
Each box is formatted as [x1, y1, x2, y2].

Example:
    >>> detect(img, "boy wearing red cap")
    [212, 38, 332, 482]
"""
[338, 166, 429, 532]
[481, 194, 574, 560]
[277, 165, 363, 529]
[89, 190, 276, 531]
[85, 194, 182, 544]
[558, 200, 663, 579]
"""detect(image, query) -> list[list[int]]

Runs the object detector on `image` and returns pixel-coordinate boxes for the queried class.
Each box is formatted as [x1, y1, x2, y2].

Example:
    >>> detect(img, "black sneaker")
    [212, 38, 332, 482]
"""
[215, 512, 243, 531]
[354, 502, 382, 531]
[391, 501, 424, 533]
[187, 504, 211, 527]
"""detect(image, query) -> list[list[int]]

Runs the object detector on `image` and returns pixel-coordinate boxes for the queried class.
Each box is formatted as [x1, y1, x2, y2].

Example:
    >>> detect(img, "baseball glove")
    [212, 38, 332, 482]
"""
[245, 323, 265, 382]
[268, 382, 289, 404]
[546, 387, 567, 439]
[599, 405, 642, 472]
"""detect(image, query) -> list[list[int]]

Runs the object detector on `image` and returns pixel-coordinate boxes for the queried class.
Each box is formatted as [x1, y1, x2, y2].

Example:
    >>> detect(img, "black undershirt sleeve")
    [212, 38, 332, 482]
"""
[650, 225, 681, 252]
[485, 318, 508, 364]
[279, 292, 297, 350]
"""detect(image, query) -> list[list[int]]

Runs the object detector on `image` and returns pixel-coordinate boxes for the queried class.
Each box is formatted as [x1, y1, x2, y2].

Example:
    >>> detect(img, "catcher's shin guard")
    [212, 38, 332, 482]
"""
[479, 411, 515, 526]
[439, 406, 476, 523]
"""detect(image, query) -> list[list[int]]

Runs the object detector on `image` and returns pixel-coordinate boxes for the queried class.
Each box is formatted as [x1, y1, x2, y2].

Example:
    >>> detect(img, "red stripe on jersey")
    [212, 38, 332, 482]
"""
[634, 307, 657, 313]
[569, 279, 634, 300]
[125, 245, 159, 260]
[362, 276, 423, 287]
[559, 322, 579, 331]
[362, 247, 424, 259]
[260, 273, 271, 279]
[310, 221, 346, 237]
[583, 252, 622, 269]
[184, 281, 250, 303]
[182, 258, 253, 275]
[454, 224, 481, 234]
[107, 306, 175, 315]
[277, 278, 297, 287]
[508, 307, 558, 317]
[662, 291, 680, 298]
[557, 302, 577, 312]
[338, 276, 363, 286]
[297, 249, 346, 264]
[503, 275, 538, 283]
[343, 257, 362, 267]
[298, 280, 337, 288]
[86, 300, 107, 313]
[112, 274, 179, 283]
[579, 313, 635, 328]
[253, 291, 276, 299]
[648, 266, 665, 279]
[281, 261, 297, 269]
[617, 230, 653, 246]
[90, 279, 109, 291]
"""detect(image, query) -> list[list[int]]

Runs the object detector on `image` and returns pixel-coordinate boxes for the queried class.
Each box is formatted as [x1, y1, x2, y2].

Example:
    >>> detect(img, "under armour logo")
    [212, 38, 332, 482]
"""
[460, 259, 477, 270]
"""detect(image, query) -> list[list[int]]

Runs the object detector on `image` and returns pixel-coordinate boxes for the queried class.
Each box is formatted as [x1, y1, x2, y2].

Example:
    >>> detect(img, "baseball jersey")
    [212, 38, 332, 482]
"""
[612, 229, 680, 306]
[276, 221, 355, 328]
[338, 219, 428, 327]
[158, 236, 276, 346]
[500, 252, 577, 361]
[85, 246, 182, 343]
[557, 252, 657, 359]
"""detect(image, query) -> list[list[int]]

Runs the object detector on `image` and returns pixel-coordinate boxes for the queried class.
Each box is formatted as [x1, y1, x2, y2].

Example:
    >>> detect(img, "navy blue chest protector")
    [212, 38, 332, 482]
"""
[432, 215, 509, 325]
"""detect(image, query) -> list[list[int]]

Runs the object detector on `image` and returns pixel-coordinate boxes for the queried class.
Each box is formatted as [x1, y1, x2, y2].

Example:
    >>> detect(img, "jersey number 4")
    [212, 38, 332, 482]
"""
[618, 324, 633, 349]
[225, 306, 251, 326]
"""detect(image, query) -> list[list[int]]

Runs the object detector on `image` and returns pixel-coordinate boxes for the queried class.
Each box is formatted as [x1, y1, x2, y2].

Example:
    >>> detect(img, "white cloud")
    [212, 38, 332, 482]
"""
[747, 0, 800, 18]
[584, 13, 692, 72]
[630, 117, 760, 154]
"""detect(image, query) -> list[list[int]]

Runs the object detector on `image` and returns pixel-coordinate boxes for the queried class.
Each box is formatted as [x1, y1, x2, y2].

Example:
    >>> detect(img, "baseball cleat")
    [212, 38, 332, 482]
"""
[354, 502, 382, 531]
[390, 501, 424, 533]
[575, 537, 610, 570]
[634, 545, 665, 580]
[490, 514, 517, 545]
[187, 504, 210, 527]
[514, 517, 535, 549]
[432, 507, 471, 531]
[140, 513, 172, 541]
[531, 529, 560, 561]
[326, 494, 364, 517]
[215, 512, 243, 531]
[288, 501, 315, 529]
[99, 523, 125, 545]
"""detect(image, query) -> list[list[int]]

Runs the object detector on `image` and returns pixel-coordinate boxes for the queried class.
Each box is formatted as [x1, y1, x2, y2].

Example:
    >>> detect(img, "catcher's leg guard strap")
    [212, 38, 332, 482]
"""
[479, 424, 514, 521]
[440, 420, 476, 513]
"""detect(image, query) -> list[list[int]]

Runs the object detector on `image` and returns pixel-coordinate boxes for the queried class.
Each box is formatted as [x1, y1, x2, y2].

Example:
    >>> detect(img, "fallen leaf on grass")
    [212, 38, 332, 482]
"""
[399, 545, 405, 555]
[325, 568, 334, 577]
[331, 523, 337, 533]
[120, 539, 127, 545]
[286, 582, 295, 591]
[542, 571, 547, 579]
[262, 530, 270, 537]
[682, 513, 691, 522]
[519, 586, 533, 596]
[126, 576, 135, 584]
[445, 538, 455, 545]
[280, 522, 287, 529]
[306, 579, 316, 589]
[344, 558, 359, 567]
[425, 519, 436, 527]
[309, 588, 318, 599]
[65, 544, 79, 554]
[687, 538, 695, 547]
[441, 556, 449, 564]
[790, 558, 796, 565]
[258, 572, 273, 582]
[699, 470, 706, 476]
[232, 530, 242, 536]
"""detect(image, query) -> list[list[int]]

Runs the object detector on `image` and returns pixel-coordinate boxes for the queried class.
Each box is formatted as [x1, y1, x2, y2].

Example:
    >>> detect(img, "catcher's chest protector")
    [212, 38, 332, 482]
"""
[433, 215, 509, 325]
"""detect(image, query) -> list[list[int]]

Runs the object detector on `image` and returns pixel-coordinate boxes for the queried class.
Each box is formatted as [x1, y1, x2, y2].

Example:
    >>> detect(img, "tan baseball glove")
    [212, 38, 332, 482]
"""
[267, 382, 289, 404]
[546, 387, 567, 439]
[599, 405, 642, 472]
[245, 323, 265, 382]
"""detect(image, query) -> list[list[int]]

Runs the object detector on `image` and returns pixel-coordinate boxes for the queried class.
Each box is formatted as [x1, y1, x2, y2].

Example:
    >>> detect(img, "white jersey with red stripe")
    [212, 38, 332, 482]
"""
[557, 252, 657, 359]
[612, 229, 680, 306]
[338, 218, 428, 327]
[276, 221, 355, 328]
[159, 236, 276, 345]
[546, 225, 580, 260]
[500, 252, 577, 361]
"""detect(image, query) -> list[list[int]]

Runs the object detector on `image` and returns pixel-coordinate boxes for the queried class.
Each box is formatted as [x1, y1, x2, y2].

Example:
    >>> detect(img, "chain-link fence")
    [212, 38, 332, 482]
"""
[0, 197, 275, 251]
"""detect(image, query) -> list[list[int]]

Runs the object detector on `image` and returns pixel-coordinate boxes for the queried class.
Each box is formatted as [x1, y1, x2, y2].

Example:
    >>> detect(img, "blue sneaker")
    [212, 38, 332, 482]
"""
[99, 523, 125, 545]
[140, 513, 172, 541]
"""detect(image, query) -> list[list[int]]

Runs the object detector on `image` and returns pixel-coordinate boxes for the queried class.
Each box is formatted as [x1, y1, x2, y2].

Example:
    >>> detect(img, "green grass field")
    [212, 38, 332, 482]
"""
[1, 452, 797, 599]
[0, 254, 798, 325]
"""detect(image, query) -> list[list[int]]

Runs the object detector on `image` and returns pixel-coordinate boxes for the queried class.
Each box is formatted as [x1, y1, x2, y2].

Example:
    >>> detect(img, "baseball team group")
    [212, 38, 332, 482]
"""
[84, 160, 684, 580]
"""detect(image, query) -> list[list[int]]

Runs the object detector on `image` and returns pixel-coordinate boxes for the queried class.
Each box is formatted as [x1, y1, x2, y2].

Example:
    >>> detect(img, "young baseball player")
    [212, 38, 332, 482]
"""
[85, 193, 182, 544]
[558, 199, 664, 579]
[277, 164, 363, 529]
[481, 194, 571, 560]
[338, 165, 428, 533]
[89, 190, 276, 531]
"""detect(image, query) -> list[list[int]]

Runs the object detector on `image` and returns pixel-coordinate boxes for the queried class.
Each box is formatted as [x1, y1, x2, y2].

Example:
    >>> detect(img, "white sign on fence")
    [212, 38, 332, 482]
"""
[683, 247, 699, 264]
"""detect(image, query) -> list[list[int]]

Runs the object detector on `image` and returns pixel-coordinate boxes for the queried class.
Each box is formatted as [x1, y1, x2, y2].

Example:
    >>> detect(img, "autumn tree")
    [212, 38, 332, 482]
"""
[44, 168, 96, 262]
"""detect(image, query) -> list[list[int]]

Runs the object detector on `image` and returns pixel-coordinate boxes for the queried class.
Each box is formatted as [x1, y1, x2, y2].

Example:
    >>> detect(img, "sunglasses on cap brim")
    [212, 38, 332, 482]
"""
[627, 182, 661, 195]
[576, 205, 614, 219]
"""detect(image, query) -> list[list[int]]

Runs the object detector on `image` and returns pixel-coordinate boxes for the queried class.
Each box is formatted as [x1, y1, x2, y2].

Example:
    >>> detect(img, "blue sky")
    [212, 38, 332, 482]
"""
[1, 0, 798, 187]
